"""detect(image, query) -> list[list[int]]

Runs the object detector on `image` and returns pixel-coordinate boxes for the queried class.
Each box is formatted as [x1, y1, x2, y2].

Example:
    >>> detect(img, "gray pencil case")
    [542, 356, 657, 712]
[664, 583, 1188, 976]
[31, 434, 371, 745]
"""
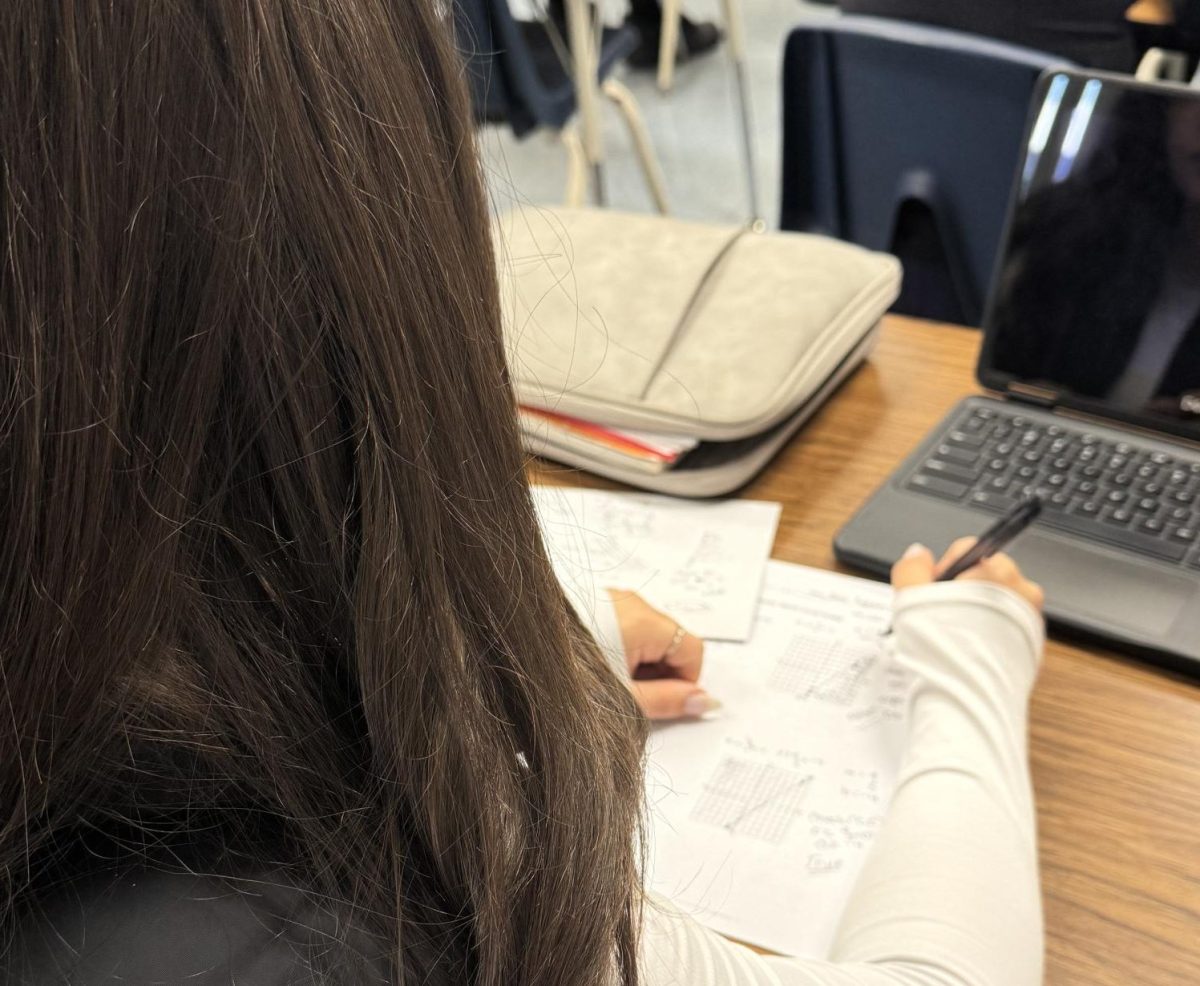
[496, 207, 902, 497]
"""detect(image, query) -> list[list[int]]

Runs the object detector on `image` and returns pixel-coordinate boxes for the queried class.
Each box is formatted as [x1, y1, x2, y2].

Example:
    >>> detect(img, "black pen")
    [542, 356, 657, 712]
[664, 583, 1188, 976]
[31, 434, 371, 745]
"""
[937, 496, 1044, 582]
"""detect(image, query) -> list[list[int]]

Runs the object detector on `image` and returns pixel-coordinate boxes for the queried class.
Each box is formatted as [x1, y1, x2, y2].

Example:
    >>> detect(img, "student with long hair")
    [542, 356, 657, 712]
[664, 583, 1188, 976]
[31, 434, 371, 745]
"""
[0, 2, 1045, 983]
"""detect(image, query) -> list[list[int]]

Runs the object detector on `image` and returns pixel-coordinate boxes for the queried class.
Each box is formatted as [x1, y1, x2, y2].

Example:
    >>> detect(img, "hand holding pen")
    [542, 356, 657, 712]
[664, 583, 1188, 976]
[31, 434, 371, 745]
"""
[889, 497, 1047, 620]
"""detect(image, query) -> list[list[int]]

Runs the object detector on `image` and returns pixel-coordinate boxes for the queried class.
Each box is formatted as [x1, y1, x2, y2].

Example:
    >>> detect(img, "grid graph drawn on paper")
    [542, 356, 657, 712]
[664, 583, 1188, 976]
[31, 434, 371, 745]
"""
[690, 758, 814, 844]
[768, 635, 877, 706]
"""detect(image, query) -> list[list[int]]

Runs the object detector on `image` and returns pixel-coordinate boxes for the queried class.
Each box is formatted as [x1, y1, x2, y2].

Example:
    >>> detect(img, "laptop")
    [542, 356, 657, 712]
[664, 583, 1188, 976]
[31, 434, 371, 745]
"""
[834, 70, 1200, 676]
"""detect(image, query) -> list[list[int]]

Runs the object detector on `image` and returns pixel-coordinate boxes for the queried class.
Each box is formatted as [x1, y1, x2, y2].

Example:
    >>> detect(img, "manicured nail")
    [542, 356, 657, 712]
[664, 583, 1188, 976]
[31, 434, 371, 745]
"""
[902, 543, 928, 559]
[683, 692, 722, 718]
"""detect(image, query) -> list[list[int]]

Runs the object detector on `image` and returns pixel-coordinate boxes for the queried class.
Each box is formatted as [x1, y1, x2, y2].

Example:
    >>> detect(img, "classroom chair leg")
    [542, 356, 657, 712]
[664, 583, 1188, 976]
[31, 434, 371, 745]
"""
[561, 126, 589, 208]
[718, 0, 760, 220]
[1136, 47, 1189, 82]
[602, 79, 671, 214]
[657, 0, 682, 93]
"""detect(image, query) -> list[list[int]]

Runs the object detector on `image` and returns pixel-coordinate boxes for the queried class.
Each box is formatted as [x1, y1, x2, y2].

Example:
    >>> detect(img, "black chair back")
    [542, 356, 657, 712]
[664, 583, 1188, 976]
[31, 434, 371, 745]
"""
[780, 16, 1071, 325]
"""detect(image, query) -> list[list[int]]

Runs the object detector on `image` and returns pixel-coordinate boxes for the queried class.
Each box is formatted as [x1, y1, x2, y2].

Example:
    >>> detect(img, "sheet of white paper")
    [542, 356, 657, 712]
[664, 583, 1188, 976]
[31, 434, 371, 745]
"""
[644, 560, 910, 958]
[531, 486, 781, 641]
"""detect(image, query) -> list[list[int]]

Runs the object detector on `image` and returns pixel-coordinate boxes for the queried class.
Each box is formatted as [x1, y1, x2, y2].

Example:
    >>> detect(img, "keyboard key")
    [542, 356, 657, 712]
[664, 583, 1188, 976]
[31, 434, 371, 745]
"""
[1170, 528, 1196, 543]
[968, 490, 1019, 513]
[1140, 517, 1165, 535]
[921, 459, 979, 484]
[1107, 490, 1128, 504]
[936, 444, 979, 466]
[947, 430, 986, 448]
[908, 474, 969, 501]
[1104, 508, 1133, 526]
[1040, 510, 1189, 562]
[1076, 500, 1102, 517]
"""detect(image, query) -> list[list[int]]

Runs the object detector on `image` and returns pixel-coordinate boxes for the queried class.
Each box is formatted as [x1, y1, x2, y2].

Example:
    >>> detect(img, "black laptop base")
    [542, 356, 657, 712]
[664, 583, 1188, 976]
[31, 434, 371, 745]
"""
[834, 397, 1200, 678]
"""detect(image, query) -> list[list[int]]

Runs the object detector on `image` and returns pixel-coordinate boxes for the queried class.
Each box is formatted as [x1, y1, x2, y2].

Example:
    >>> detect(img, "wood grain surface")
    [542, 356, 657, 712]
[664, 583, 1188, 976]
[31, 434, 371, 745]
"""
[531, 315, 1200, 986]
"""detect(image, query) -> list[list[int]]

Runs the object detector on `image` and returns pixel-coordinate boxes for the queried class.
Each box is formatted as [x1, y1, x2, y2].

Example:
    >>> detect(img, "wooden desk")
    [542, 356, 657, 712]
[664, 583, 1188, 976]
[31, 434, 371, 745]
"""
[532, 315, 1200, 986]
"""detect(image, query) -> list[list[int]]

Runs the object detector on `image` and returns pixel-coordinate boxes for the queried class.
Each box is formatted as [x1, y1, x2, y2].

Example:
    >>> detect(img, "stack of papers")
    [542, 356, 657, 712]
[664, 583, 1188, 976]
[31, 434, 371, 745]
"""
[532, 487, 909, 960]
[531, 486, 781, 641]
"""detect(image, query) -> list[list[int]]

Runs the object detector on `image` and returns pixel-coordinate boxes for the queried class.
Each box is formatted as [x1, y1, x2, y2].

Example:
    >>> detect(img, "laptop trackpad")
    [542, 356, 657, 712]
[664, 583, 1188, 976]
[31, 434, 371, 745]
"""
[1014, 533, 1193, 638]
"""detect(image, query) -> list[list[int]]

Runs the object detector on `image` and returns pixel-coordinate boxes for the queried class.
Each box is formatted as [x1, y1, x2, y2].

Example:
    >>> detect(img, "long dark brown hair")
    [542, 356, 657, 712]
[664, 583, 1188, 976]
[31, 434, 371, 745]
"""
[0, 1, 646, 983]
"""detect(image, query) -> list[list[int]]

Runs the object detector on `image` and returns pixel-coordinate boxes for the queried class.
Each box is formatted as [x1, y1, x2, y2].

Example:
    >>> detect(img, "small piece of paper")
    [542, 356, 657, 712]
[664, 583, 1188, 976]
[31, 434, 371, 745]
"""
[531, 486, 781, 642]
[644, 560, 910, 958]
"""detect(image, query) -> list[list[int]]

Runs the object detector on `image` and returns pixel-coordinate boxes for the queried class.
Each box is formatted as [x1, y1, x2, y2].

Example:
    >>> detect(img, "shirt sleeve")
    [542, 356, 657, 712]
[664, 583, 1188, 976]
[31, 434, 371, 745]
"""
[566, 581, 628, 679]
[636, 581, 1045, 986]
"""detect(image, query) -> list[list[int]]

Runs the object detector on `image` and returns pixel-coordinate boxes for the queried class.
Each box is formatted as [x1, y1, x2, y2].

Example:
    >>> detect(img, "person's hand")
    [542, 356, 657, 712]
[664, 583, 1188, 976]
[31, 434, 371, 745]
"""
[891, 539, 1045, 611]
[606, 590, 717, 720]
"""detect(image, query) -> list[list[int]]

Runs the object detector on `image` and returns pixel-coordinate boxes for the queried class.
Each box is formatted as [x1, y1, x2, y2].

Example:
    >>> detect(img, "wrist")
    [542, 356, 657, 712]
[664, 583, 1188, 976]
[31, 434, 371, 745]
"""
[892, 581, 1045, 694]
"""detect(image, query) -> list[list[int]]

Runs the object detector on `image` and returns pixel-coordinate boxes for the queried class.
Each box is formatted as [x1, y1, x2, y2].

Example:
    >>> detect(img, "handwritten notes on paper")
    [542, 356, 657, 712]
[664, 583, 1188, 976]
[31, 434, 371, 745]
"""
[531, 486, 781, 641]
[530, 488, 906, 955]
[644, 561, 910, 958]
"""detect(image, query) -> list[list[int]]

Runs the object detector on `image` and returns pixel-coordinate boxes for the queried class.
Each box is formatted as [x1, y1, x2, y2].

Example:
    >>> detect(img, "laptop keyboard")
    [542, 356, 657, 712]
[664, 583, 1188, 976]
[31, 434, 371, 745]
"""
[905, 405, 1200, 569]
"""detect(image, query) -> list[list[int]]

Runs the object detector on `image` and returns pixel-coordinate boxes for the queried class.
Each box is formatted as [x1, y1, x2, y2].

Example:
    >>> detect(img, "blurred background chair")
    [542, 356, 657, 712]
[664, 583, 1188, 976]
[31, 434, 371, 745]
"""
[452, 0, 669, 210]
[656, 0, 761, 219]
[779, 16, 1070, 325]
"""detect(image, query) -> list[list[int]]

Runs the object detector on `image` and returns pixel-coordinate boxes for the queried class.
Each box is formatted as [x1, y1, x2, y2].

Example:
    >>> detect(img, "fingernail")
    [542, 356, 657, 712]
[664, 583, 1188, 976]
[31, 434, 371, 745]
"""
[902, 543, 928, 559]
[683, 691, 722, 718]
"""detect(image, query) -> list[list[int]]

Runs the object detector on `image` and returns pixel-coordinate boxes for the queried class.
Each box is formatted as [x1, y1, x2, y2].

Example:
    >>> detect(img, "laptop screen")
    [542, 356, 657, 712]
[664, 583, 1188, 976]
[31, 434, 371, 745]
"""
[980, 72, 1200, 441]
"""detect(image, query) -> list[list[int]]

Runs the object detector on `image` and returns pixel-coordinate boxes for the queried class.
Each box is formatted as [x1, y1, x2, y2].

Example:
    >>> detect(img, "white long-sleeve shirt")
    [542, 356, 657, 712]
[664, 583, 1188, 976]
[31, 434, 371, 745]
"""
[582, 581, 1046, 986]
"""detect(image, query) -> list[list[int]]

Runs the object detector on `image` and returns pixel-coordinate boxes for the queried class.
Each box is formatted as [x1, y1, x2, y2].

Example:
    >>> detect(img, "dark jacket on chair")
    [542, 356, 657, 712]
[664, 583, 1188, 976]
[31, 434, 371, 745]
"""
[839, 0, 1137, 70]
